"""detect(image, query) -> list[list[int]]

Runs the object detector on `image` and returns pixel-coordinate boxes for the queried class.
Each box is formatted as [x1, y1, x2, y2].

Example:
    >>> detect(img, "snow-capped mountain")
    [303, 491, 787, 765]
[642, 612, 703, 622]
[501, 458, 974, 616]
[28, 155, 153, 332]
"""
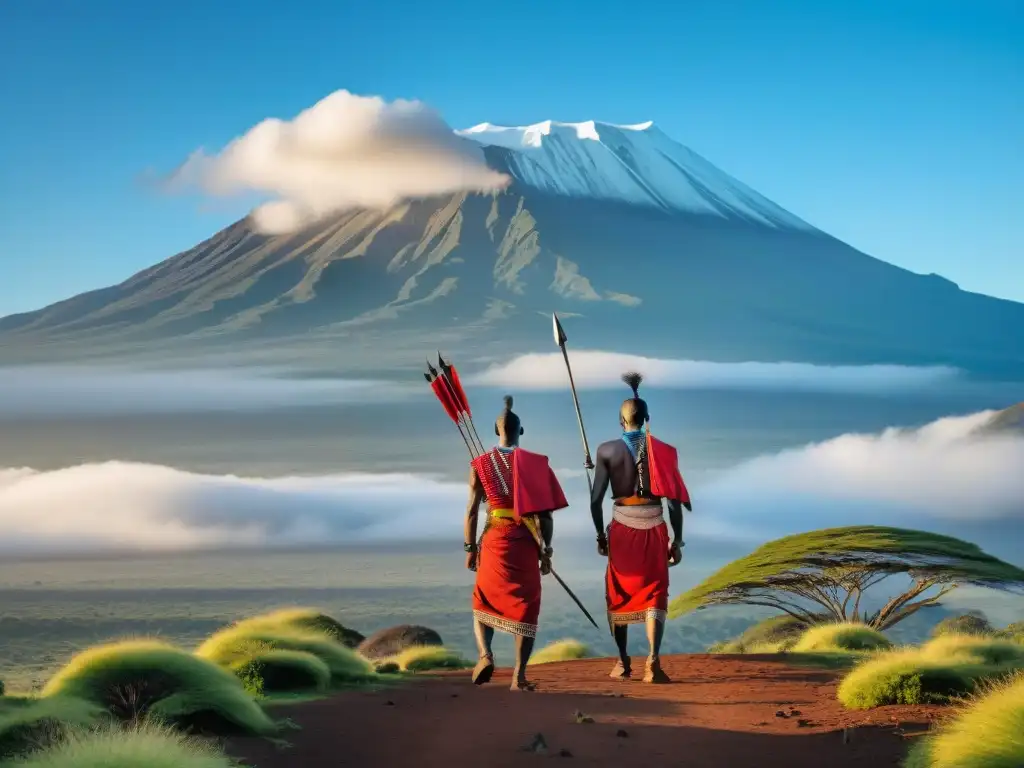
[458, 120, 814, 231]
[1, 120, 1022, 377]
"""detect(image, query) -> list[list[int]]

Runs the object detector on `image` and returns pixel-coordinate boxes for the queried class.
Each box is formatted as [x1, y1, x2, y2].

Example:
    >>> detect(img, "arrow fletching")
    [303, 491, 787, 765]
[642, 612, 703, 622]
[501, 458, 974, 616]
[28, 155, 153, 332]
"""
[437, 352, 472, 416]
[430, 376, 461, 423]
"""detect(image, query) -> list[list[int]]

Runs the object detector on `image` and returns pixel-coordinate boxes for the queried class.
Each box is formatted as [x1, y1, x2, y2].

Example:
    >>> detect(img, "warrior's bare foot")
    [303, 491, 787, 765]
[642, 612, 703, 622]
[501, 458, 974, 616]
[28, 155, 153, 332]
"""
[510, 678, 536, 691]
[609, 659, 632, 680]
[642, 656, 670, 684]
[472, 654, 495, 685]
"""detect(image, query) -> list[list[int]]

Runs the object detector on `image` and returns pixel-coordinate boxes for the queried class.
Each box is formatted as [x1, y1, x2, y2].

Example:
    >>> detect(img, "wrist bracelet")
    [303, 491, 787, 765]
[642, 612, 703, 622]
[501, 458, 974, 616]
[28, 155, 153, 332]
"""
[463, 542, 476, 553]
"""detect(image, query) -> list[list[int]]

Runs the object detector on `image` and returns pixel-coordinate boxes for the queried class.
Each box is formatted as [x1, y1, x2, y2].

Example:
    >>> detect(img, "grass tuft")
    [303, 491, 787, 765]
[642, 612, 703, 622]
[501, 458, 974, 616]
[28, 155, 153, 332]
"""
[230, 608, 364, 648]
[196, 626, 375, 685]
[40, 639, 274, 735]
[230, 649, 331, 696]
[921, 635, 1024, 666]
[708, 615, 809, 653]
[382, 646, 471, 673]
[6, 720, 238, 768]
[0, 697, 107, 760]
[529, 639, 594, 665]
[792, 622, 893, 653]
[837, 648, 986, 709]
[931, 612, 994, 639]
[903, 672, 1024, 768]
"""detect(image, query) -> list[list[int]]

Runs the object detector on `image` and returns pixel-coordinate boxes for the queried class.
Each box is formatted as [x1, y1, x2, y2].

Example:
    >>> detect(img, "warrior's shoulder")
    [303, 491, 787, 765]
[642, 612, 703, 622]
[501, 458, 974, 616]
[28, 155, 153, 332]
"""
[596, 439, 626, 456]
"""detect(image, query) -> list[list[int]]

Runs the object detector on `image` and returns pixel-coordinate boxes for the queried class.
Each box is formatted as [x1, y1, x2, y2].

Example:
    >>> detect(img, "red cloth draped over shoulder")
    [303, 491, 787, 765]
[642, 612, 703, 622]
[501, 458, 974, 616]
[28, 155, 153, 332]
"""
[646, 433, 689, 504]
[512, 449, 568, 520]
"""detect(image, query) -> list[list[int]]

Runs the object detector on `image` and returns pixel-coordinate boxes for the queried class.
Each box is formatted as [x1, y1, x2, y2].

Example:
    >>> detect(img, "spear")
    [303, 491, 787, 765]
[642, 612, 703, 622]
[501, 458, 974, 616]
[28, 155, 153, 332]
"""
[552, 313, 594, 497]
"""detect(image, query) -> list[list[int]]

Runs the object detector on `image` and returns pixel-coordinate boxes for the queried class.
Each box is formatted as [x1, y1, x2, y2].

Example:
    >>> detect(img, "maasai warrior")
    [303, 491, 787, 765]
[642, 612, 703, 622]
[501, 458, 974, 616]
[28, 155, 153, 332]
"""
[591, 372, 691, 683]
[464, 396, 568, 691]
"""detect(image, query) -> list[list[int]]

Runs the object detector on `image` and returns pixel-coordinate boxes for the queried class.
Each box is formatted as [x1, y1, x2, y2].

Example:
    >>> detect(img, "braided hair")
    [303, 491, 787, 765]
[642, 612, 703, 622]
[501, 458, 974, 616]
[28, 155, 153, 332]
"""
[495, 394, 524, 443]
[619, 371, 649, 429]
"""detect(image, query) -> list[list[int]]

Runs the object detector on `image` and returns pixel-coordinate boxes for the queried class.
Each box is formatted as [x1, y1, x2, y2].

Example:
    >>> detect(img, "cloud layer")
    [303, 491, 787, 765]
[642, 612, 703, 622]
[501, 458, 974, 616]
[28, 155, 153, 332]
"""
[701, 409, 1024, 525]
[2, 409, 1020, 557]
[471, 350, 961, 394]
[166, 90, 510, 233]
[0, 366, 400, 417]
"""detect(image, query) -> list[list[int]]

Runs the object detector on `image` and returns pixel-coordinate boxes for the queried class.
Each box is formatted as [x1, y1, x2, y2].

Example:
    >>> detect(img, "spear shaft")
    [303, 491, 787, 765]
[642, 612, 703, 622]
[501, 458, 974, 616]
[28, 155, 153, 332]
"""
[552, 314, 595, 497]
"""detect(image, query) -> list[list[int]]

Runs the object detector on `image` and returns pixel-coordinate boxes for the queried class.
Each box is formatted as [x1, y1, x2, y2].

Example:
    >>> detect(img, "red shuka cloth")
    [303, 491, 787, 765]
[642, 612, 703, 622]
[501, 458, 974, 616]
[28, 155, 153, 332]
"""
[468, 447, 562, 637]
[647, 433, 689, 505]
[512, 448, 569, 520]
[472, 523, 541, 636]
[605, 519, 670, 623]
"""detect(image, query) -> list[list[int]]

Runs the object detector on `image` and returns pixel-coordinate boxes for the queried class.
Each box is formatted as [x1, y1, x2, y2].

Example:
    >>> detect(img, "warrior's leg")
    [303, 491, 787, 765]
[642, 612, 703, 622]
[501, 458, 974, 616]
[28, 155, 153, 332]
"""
[472, 620, 495, 685]
[609, 624, 631, 679]
[643, 615, 670, 684]
[510, 635, 536, 691]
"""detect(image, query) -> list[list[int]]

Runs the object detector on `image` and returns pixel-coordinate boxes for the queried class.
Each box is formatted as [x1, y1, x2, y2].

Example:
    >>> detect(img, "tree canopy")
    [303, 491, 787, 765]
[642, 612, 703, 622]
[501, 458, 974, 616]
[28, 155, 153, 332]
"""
[669, 526, 1024, 630]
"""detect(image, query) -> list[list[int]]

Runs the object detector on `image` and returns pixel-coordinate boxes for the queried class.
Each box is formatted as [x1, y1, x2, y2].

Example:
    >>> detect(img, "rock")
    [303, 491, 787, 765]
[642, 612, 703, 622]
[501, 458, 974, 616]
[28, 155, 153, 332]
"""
[616, 729, 629, 738]
[775, 710, 788, 718]
[357, 625, 444, 660]
[522, 733, 548, 754]
[559, 748, 574, 757]
[797, 719, 812, 728]
[573, 710, 594, 724]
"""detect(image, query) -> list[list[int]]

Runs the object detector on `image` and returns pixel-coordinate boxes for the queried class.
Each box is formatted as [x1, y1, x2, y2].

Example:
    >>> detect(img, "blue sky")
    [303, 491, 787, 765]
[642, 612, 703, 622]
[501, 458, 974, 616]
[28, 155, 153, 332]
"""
[0, 0, 1020, 317]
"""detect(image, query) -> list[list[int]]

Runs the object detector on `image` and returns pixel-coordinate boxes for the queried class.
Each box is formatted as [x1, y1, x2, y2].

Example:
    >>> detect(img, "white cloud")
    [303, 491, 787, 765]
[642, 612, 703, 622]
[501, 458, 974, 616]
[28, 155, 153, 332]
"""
[470, 350, 961, 393]
[0, 365, 401, 417]
[166, 90, 510, 233]
[4, 411, 1019, 558]
[699, 409, 1024, 531]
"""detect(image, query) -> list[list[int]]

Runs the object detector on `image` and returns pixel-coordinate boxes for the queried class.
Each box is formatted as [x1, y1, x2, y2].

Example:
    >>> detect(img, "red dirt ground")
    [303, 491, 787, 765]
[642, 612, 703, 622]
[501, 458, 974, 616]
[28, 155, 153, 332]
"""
[228, 654, 945, 767]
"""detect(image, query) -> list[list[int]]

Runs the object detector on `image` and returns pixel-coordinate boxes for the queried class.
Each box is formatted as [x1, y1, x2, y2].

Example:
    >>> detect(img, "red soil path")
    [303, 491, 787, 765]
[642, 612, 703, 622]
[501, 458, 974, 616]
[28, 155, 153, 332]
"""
[229, 654, 944, 767]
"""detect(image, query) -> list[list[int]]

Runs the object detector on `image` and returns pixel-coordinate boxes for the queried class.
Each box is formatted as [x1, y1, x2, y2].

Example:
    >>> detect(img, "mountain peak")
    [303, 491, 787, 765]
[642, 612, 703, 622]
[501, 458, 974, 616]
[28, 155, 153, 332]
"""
[457, 119, 813, 231]
[459, 119, 657, 147]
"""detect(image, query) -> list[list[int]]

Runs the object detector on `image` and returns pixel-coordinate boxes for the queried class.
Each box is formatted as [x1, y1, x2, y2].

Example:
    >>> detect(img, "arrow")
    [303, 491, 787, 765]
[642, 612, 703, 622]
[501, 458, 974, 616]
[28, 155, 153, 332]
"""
[438, 352, 485, 455]
[552, 313, 594, 495]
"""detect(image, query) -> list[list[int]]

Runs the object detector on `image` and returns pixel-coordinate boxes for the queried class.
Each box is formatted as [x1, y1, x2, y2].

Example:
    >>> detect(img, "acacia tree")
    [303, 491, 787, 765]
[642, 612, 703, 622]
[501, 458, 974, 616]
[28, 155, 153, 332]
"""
[669, 526, 1024, 630]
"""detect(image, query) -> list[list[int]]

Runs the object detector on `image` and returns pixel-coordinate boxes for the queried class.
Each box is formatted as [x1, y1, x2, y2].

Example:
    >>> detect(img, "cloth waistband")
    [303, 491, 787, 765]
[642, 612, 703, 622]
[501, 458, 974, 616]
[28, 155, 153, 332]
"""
[612, 503, 664, 530]
[615, 495, 659, 506]
[489, 507, 515, 519]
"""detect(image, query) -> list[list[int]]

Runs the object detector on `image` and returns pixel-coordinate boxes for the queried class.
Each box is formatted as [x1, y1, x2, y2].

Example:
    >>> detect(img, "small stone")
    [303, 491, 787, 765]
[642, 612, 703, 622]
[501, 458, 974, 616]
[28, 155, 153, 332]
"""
[573, 710, 595, 724]
[384, 700, 395, 707]
[775, 710, 788, 718]
[558, 748, 574, 758]
[522, 733, 548, 754]
[789, 709, 802, 716]
[616, 729, 629, 738]
[797, 719, 812, 728]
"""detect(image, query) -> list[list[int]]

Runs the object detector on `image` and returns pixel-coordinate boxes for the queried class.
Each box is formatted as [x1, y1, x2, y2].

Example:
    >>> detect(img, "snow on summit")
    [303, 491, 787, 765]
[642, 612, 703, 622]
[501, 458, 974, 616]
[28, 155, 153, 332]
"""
[456, 120, 814, 231]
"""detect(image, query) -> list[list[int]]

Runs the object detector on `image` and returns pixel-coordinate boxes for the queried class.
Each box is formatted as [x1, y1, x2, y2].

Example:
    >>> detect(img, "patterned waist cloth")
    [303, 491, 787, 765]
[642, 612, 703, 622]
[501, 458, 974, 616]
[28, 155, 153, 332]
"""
[612, 499, 664, 530]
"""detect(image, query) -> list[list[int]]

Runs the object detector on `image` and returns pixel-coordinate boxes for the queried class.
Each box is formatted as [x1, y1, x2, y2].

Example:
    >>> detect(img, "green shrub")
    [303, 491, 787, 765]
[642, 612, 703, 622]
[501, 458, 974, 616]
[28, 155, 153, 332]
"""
[0, 680, 5, 697]
[931, 612, 994, 639]
[792, 622, 893, 653]
[231, 608, 364, 648]
[0, 697, 106, 760]
[230, 650, 331, 695]
[529, 639, 594, 665]
[904, 672, 1024, 768]
[837, 649, 985, 709]
[196, 626, 375, 684]
[708, 615, 809, 653]
[6, 721, 238, 768]
[374, 661, 400, 675]
[40, 640, 274, 735]
[383, 646, 471, 672]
